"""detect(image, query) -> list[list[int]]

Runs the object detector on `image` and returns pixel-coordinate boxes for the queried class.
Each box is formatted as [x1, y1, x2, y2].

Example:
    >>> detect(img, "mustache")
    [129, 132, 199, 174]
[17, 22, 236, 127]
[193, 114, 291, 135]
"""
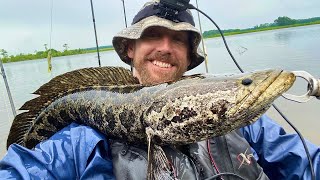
[145, 51, 176, 63]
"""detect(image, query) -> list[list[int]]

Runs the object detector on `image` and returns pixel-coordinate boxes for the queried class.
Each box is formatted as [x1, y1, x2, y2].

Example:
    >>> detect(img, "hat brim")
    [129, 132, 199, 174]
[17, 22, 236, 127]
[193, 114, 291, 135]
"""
[112, 16, 205, 71]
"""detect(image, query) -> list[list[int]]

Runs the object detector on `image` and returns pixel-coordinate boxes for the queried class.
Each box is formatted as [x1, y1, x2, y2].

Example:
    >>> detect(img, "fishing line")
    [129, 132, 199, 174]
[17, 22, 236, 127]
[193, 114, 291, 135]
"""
[188, 4, 316, 180]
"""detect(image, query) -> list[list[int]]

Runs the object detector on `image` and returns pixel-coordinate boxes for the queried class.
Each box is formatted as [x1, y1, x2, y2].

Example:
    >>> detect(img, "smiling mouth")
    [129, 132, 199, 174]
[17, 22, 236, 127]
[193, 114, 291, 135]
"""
[151, 60, 173, 68]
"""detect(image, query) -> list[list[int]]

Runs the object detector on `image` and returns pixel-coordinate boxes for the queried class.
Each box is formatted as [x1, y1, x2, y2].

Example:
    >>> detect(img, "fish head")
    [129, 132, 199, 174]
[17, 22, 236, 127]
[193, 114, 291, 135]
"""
[145, 69, 296, 145]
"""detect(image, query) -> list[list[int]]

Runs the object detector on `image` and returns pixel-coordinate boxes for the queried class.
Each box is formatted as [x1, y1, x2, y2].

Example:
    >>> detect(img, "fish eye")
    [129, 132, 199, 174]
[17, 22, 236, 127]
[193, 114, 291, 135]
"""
[242, 78, 253, 86]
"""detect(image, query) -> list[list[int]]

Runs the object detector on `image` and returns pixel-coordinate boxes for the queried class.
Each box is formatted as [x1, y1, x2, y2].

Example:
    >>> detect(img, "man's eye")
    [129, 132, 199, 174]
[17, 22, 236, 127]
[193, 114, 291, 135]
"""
[173, 37, 187, 44]
[144, 32, 159, 39]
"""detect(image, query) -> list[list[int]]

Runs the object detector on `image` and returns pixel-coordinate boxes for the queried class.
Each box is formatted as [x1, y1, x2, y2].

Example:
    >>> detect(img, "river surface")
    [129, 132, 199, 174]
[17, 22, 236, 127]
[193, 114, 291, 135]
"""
[1, 24, 319, 157]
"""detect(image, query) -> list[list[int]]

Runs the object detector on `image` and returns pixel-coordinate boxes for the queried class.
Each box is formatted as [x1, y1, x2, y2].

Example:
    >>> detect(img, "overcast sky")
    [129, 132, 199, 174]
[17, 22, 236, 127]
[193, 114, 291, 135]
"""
[0, 0, 319, 55]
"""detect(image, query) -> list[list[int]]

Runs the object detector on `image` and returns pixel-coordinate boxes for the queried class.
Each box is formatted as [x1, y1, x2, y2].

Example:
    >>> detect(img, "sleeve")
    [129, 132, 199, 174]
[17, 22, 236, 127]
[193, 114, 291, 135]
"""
[240, 114, 320, 180]
[0, 123, 115, 180]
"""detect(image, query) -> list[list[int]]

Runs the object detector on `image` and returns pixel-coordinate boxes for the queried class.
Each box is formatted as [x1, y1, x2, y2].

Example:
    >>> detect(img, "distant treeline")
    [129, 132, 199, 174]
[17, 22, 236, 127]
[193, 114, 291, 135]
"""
[84, 45, 113, 51]
[203, 16, 320, 38]
[0, 45, 114, 63]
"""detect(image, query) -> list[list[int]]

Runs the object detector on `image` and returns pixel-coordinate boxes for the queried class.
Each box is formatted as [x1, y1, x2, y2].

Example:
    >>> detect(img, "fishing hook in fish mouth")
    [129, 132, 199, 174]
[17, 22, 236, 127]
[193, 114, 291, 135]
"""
[282, 71, 320, 103]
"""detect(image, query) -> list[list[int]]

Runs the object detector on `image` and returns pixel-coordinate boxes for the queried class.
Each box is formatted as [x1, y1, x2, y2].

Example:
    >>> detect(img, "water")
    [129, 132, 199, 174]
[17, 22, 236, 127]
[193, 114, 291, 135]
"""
[1, 25, 319, 157]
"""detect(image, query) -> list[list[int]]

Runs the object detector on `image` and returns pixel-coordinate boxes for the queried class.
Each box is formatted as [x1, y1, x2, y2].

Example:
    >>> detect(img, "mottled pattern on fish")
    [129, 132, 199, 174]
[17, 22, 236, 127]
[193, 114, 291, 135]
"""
[7, 67, 295, 151]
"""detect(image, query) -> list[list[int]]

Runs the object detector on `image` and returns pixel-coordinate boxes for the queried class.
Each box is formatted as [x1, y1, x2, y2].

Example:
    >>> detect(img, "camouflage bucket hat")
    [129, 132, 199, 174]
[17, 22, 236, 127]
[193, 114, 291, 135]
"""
[112, 0, 205, 71]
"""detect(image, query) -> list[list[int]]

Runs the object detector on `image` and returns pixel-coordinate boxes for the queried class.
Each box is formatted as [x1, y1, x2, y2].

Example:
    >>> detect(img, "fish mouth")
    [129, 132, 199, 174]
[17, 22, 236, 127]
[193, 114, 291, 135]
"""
[227, 70, 296, 119]
[251, 70, 295, 108]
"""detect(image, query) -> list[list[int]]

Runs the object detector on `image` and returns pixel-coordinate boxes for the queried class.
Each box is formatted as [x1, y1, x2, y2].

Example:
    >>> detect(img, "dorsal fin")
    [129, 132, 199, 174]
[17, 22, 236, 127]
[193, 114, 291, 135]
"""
[22, 66, 139, 110]
[34, 66, 139, 96]
[7, 66, 140, 149]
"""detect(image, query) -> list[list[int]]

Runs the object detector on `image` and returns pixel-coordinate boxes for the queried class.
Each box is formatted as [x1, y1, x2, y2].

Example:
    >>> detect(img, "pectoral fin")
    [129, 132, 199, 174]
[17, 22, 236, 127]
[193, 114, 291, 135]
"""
[146, 127, 173, 180]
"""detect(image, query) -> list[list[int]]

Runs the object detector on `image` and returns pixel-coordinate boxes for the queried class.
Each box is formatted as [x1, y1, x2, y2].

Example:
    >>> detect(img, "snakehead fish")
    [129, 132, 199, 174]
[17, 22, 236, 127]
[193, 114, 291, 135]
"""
[7, 66, 295, 179]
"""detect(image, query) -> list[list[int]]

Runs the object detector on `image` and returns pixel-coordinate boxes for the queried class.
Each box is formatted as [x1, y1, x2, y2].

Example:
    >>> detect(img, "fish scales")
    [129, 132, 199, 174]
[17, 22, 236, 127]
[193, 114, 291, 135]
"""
[7, 67, 296, 151]
[25, 85, 160, 148]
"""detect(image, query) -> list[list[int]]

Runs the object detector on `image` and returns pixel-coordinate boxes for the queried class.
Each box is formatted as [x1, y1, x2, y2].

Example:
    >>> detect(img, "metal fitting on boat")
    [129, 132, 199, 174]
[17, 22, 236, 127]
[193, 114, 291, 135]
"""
[309, 78, 320, 99]
[282, 71, 320, 103]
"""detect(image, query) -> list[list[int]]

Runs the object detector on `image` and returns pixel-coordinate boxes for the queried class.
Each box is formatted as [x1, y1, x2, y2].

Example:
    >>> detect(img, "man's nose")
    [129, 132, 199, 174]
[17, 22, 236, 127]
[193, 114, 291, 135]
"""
[157, 36, 173, 52]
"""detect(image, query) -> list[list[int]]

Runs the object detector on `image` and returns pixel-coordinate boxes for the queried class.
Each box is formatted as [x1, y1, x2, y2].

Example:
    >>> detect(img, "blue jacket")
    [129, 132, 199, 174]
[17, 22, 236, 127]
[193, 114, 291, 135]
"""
[0, 115, 319, 179]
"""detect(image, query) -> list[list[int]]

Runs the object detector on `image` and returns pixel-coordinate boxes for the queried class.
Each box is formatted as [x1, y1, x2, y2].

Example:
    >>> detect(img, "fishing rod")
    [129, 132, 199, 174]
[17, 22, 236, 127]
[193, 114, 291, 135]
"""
[156, 0, 316, 179]
[195, 0, 208, 73]
[89, 0, 101, 67]
[47, 0, 53, 73]
[121, 0, 128, 28]
[121, 0, 133, 72]
[0, 58, 16, 117]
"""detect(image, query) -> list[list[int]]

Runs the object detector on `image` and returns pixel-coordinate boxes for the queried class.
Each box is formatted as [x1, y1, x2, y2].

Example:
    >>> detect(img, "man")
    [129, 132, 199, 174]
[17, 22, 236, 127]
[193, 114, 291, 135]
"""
[0, 0, 319, 179]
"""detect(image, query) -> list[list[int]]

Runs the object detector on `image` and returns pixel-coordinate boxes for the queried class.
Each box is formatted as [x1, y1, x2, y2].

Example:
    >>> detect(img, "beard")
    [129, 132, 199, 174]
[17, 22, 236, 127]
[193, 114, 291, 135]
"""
[133, 51, 188, 85]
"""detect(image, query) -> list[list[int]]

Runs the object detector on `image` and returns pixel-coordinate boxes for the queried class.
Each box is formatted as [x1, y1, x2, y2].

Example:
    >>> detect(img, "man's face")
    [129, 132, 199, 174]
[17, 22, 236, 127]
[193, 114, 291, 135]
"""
[127, 26, 190, 84]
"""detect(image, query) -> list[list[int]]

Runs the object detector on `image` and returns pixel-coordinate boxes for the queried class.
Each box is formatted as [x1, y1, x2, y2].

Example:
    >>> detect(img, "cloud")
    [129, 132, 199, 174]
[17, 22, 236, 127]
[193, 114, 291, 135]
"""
[0, 0, 319, 55]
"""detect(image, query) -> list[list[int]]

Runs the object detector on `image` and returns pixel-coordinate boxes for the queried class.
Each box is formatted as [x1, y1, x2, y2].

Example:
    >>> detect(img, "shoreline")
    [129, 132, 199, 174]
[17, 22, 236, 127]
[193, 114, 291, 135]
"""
[1, 23, 320, 64]
[203, 21, 320, 39]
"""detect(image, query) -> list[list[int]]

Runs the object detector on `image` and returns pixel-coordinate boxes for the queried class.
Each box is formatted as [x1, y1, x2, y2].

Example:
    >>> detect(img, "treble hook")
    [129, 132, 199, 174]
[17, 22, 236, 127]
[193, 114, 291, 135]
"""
[282, 71, 320, 103]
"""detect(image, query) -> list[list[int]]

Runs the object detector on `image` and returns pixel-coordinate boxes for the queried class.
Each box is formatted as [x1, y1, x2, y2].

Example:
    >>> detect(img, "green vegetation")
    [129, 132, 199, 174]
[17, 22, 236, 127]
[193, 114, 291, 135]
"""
[203, 16, 320, 39]
[1, 16, 319, 63]
[0, 45, 114, 63]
